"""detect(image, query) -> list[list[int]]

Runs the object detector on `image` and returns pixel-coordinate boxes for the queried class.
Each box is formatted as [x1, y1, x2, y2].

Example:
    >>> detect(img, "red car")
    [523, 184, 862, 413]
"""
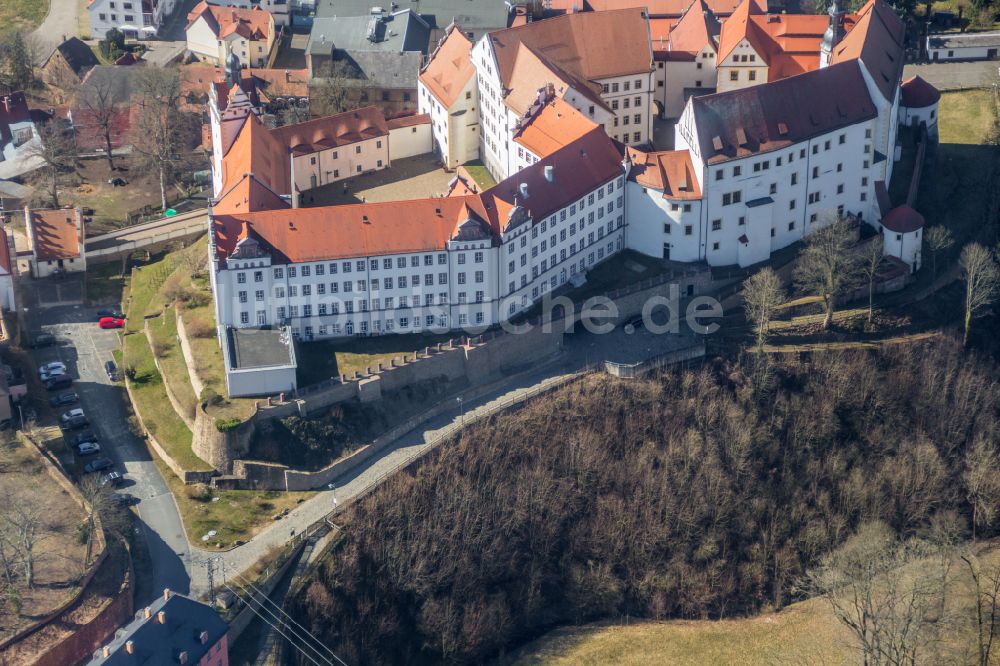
[99, 317, 125, 329]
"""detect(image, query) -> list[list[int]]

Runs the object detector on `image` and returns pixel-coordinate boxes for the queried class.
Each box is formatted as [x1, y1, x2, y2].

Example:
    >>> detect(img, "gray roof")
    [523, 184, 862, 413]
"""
[78, 66, 141, 105]
[87, 591, 227, 666]
[314, 0, 510, 31]
[307, 9, 432, 56]
[343, 50, 424, 88]
[228, 327, 296, 370]
[927, 30, 1000, 49]
[48, 37, 100, 76]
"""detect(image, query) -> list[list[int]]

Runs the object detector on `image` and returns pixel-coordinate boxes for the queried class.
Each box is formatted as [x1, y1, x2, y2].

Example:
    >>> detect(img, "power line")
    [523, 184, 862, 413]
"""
[222, 581, 335, 666]
[231, 569, 348, 666]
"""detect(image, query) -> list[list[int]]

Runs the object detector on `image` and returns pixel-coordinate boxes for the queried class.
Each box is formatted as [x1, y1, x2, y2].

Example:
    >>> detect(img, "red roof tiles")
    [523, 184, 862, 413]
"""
[626, 146, 702, 199]
[900, 75, 940, 108]
[881, 205, 924, 233]
[830, 0, 904, 102]
[419, 25, 475, 108]
[30, 209, 81, 262]
[269, 106, 388, 157]
[187, 1, 273, 42]
[513, 96, 598, 158]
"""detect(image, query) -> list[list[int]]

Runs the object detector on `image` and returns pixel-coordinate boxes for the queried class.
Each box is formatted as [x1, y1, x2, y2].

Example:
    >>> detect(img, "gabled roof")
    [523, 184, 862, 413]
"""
[513, 96, 598, 158]
[187, 1, 273, 41]
[222, 113, 290, 195]
[881, 204, 924, 233]
[667, 0, 720, 54]
[900, 75, 940, 108]
[691, 59, 877, 164]
[213, 172, 290, 216]
[625, 146, 701, 199]
[830, 0, 904, 101]
[488, 9, 654, 90]
[45, 37, 100, 76]
[306, 10, 431, 56]
[717, 0, 769, 62]
[419, 25, 475, 108]
[29, 208, 81, 262]
[0, 93, 31, 145]
[269, 106, 388, 156]
[386, 112, 431, 129]
[482, 127, 623, 233]
[503, 44, 586, 115]
[240, 68, 309, 100]
[549, 0, 747, 19]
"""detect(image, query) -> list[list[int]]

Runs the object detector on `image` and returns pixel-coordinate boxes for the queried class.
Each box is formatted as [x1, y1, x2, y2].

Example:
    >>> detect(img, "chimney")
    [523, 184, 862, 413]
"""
[200, 630, 209, 645]
[103, 647, 111, 658]
[544, 165, 554, 182]
[126, 641, 135, 655]
[545, 82, 555, 99]
[178, 651, 189, 665]
[519, 183, 529, 199]
[157, 611, 167, 625]
[144, 607, 152, 619]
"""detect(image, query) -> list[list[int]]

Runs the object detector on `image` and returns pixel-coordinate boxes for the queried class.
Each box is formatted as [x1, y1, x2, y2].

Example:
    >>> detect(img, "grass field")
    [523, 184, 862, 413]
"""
[514, 542, 1000, 666]
[937, 88, 997, 145]
[0, 0, 48, 39]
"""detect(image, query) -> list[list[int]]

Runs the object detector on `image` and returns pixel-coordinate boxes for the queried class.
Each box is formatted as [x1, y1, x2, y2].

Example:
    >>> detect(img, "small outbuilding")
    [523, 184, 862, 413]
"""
[899, 75, 941, 137]
[880, 204, 924, 273]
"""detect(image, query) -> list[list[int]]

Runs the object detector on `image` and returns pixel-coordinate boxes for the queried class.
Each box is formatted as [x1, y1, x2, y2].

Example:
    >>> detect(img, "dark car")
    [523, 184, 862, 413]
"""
[49, 391, 78, 407]
[29, 333, 56, 348]
[84, 457, 113, 473]
[43, 374, 73, 391]
[105, 360, 118, 381]
[101, 471, 125, 487]
[96, 309, 124, 319]
[73, 431, 99, 446]
[112, 493, 137, 506]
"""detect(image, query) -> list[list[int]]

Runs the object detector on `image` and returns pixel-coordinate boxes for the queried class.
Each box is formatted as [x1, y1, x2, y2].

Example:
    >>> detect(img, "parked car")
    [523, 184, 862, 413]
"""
[96, 309, 124, 319]
[44, 374, 73, 391]
[622, 314, 644, 332]
[84, 457, 113, 473]
[76, 442, 101, 456]
[29, 333, 56, 348]
[73, 431, 99, 446]
[60, 408, 89, 430]
[49, 391, 78, 407]
[38, 361, 66, 377]
[99, 317, 125, 329]
[101, 471, 125, 487]
[112, 493, 137, 506]
[105, 360, 118, 381]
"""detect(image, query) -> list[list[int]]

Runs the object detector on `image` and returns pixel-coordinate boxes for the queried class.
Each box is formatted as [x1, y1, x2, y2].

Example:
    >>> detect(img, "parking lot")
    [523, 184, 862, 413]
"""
[25, 302, 192, 600]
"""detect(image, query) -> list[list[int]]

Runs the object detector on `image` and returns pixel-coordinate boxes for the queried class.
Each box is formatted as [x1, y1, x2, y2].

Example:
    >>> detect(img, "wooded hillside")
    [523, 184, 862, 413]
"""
[290, 338, 1000, 665]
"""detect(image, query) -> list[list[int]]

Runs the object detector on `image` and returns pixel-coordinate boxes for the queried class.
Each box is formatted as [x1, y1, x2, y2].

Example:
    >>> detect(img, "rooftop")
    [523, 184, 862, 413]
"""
[626, 146, 702, 199]
[313, 0, 511, 32]
[228, 327, 296, 370]
[186, 1, 273, 41]
[420, 25, 475, 108]
[87, 590, 226, 666]
[830, 0, 905, 102]
[29, 208, 82, 262]
[44, 36, 100, 76]
[900, 75, 941, 108]
[307, 10, 431, 56]
[928, 29, 1000, 48]
[513, 95, 598, 158]
[269, 105, 389, 156]
[881, 204, 924, 233]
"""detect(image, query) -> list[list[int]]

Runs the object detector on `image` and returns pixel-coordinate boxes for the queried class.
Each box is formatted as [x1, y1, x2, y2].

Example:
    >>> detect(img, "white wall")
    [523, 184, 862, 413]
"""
[882, 227, 922, 272]
[389, 123, 432, 161]
[716, 40, 768, 93]
[927, 42, 1000, 61]
[626, 182, 703, 262]
[661, 46, 717, 119]
[292, 135, 389, 194]
[186, 18, 221, 62]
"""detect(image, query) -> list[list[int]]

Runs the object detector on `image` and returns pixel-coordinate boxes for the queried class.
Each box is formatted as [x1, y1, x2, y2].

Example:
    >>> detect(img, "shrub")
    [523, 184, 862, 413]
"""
[186, 483, 212, 502]
[150, 338, 168, 358]
[200, 388, 223, 407]
[215, 417, 243, 432]
[185, 318, 215, 338]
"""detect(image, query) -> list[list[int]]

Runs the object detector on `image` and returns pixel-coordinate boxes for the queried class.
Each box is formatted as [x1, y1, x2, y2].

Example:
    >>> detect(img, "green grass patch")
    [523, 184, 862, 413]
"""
[295, 331, 458, 386]
[461, 160, 497, 190]
[938, 89, 996, 146]
[123, 333, 210, 471]
[146, 307, 198, 420]
[0, 0, 48, 39]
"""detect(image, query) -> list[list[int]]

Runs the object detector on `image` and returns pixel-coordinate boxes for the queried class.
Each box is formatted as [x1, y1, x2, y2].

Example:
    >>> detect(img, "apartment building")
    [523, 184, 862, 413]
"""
[186, 2, 276, 67]
[418, 25, 480, 170]
[88, 0, 180, 40]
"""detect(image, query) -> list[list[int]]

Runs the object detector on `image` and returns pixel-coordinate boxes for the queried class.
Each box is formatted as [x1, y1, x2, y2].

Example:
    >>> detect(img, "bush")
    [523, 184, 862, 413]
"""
[200, 388, 223, 407]
[150, 338, 168, 358]
[185, 318, 215, 338]
[215, 417, 243, 432]
[185, 483, 212, 502]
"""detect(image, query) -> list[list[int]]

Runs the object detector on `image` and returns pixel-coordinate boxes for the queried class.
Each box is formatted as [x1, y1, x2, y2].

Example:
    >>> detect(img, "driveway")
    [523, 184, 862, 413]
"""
[24, 294, 194, 602]
[31, 0, 81, 62]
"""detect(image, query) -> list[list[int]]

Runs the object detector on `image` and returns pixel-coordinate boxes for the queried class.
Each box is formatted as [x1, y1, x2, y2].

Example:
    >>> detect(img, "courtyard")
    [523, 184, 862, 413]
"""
[300, 153, 455, 207]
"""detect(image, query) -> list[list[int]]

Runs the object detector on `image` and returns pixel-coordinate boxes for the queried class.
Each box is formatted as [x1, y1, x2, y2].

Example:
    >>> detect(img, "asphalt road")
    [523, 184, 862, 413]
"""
[30, 0, 80, 62]
[29, 303, 193, 602]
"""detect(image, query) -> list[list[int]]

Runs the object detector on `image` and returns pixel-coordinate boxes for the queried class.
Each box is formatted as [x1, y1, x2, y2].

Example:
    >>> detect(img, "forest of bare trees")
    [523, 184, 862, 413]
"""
[290, 337, 1000, 665]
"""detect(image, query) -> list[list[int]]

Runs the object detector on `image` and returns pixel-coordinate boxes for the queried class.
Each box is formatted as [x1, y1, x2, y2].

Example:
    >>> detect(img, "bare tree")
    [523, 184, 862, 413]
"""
[742, 267, 784, 352]
[801, 521, 942, 666]
[309, 61, 365, 118]
[79, 478, 129, 565]
[925, 226, 954, 281]
[860, 235, 885, 324]
[24, 119, 80, 208]
[0, 32, 36, 92]
[963, 437, 1000, 541]
[76, 74, 120, 172]
[131, 67, 196, 211]
[959, 243, 999, 346]
[794, 216, 862, 329]
[1, 501, 43, 589]
[961, 550, 1000, 666]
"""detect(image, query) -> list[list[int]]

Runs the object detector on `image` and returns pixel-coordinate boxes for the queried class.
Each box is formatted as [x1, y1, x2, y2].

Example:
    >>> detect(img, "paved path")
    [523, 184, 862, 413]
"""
[903, 60, 999, 90]
[25, 295, 193, 603]
[31, 0, 80, 63]
[187, 322, 702, 590]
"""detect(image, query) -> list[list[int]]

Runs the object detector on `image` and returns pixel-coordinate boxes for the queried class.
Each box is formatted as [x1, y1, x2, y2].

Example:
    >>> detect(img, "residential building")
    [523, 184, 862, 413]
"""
[24, 207, 86, 278]
[927, 30, 1000, 61]
[418, 24, 479, 169]
[87, 0, 181, 40]
[654, 0, 720, 119]
[186, 2, 276, 68]
[40, 37, 100, 98]
[0, 92, 45, 181]
[88, 589, 228, 666]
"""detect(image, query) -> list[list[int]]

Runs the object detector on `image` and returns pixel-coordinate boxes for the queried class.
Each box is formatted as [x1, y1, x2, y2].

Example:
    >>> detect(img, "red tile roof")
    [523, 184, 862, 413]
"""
[489, 10, 654, 91]
[691, 59, 877, 165]
[666, 0, 719, 54]
[221, 113, 290, 196]
[830, 0, 904, 101]
[240, 68, 309, 100]
[513, 96, 598, 157]
[187, 1, 273, 41]
[900, 75, 940, 108]
[213, 173, 290, 216]
[419, 25, 475, 108]
[0, 92, 31, 145]
[30, 209, 81, 261]
[70, 106, 135, 150]
[386, 112, 431, 129]
[0, 225, 12, 275]
[625, 146, 701, 199]
[881, 205, 924, 233]
[549, 0, 746, 18]
[269, 106, 388, 157]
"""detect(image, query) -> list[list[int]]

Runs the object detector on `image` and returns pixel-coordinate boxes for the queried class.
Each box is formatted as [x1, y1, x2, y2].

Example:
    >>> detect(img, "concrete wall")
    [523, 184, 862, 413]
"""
[192, 403, 254, 474]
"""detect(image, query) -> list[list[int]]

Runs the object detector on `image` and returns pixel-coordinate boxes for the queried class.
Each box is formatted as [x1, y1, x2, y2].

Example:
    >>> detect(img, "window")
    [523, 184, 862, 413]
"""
[255, 290, 264, 301]
[274, 267, 284, 279]
[684, 225, 693, 236]
[721, 191, 741, 206]
[240, 312, 249, 324]
[769, 183, 777, 195]
[239, 291, 247, 303]
[738, 216, 745, 226]
[715, 169, 723, 181]
[748, 70, 756, 81]
[788, 221, 795, 231]
[237, 273, 246, 284]
[730, 70, 739, 81]
[789, 199, 796, 210]
[712, 241, 720, 250]
[733, 166, 742, 177]
[837, 184, 844, 194]
[812, 167, 819, 179]
[711, 219, 721, 231]
[839, 134, 846, 144]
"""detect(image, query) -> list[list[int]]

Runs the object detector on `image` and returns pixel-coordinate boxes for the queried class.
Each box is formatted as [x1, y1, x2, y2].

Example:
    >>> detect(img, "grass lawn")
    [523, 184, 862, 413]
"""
[295, 331, 458, 386]
[146, 306, 198, 421]
[937, 89, 996, 145]
[460, 160, 497, 190]
[152, 456, 314, 548]
[0, 0, 47, 39]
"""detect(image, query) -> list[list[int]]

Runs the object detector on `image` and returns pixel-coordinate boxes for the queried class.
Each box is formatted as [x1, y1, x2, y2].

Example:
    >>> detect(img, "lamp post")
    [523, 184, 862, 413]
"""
[456, 396, 464, 426]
